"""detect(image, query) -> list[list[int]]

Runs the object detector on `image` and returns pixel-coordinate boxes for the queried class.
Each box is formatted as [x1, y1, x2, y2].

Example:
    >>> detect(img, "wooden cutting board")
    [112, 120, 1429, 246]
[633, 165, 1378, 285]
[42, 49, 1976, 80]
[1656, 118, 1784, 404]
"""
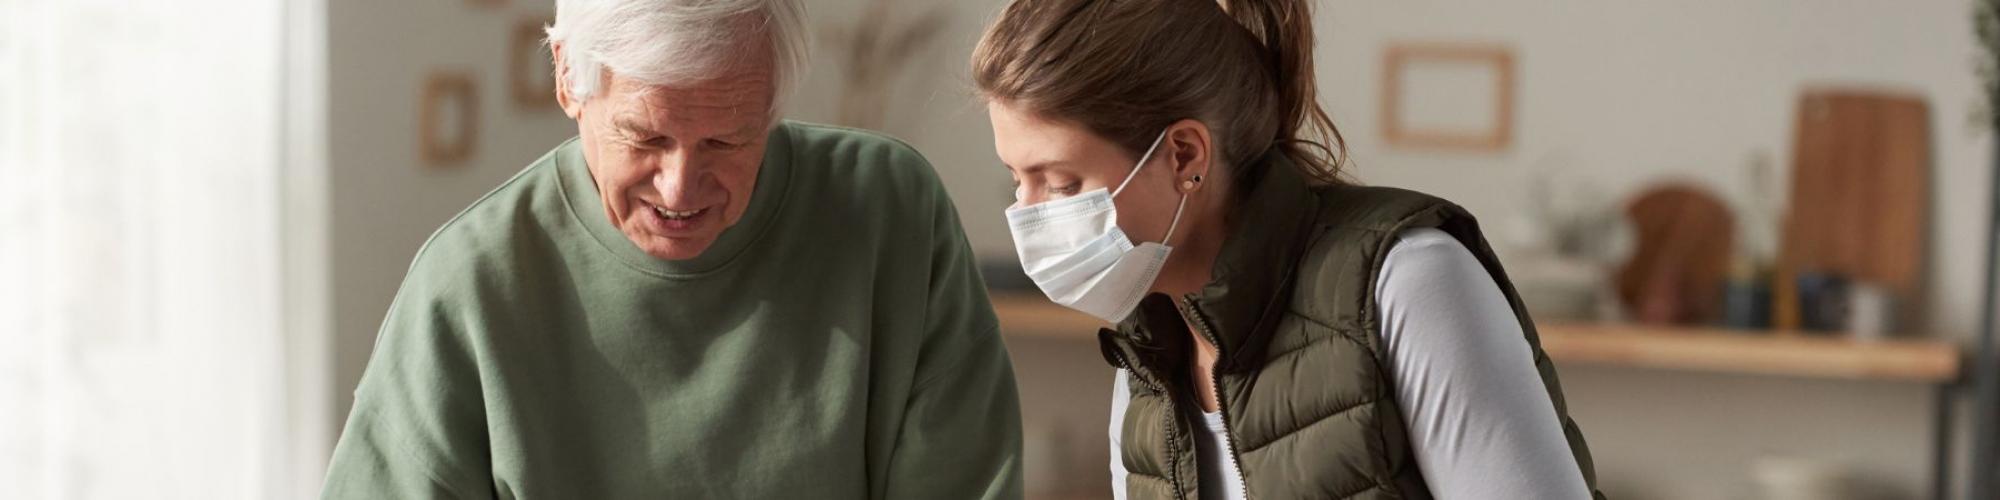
[1618, 185, 1736, 325]
[1780, 89, 1930, 327]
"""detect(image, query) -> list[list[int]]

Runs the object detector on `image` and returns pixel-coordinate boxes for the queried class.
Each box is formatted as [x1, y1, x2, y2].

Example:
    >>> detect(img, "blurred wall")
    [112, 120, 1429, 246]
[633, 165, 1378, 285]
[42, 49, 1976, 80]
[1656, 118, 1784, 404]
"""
[1316, 0, 1991, 343]
[325, 0, 573, 432]
[1320, 3, 1987, 497]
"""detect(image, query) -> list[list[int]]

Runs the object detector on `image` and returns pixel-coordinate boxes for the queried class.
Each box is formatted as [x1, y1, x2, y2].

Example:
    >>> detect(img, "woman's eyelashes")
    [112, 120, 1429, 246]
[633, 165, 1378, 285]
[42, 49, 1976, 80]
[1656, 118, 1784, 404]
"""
[1007, 179, 1080, 196]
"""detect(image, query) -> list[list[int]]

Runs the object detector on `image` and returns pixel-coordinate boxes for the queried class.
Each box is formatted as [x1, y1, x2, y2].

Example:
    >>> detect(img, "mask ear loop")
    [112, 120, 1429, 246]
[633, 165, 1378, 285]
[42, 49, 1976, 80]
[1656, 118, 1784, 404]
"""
[1111, 129, 1186, 246]
[1159, 190, 1190, 245]
[1111, 130, 1172, 197]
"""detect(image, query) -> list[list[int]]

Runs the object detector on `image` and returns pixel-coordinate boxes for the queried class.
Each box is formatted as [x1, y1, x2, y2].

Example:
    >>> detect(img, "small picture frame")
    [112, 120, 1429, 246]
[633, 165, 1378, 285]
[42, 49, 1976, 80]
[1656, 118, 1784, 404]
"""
[510, 15, 558, 111]
[1380, 42, 1516, 152]
[420, 70, 479, 168]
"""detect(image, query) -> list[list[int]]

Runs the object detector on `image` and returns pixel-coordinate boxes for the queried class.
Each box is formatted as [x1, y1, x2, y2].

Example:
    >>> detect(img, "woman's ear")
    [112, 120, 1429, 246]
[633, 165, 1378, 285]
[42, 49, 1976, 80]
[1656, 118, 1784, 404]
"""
[552, 42, 583, 119]
[1164, 119, 1213, 194]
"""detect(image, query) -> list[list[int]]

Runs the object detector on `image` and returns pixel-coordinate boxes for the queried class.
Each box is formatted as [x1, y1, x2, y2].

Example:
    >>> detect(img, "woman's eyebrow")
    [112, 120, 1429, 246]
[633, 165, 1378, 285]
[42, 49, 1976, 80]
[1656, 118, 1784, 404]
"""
[1006, 160, 1061, 175]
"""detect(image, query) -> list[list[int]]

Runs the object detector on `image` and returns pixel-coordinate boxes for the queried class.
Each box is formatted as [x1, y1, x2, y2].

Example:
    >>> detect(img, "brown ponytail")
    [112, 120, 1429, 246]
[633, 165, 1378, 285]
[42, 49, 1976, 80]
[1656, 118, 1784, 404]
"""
[973, 0, 1349, 191]
[1217, 0, 1349, 184]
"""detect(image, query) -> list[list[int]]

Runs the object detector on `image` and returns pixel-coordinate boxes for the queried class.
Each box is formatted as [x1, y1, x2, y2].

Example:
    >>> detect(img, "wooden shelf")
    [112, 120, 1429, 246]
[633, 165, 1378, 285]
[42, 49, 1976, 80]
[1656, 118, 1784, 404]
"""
[991, 293, 1963, 384]
[1533, 323, 1961, 383]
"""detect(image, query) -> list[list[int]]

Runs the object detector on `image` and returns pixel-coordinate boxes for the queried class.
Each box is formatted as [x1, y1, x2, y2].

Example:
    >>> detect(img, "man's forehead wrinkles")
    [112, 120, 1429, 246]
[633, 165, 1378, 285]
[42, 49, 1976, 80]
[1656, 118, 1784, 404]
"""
[610, 106, 653, 132]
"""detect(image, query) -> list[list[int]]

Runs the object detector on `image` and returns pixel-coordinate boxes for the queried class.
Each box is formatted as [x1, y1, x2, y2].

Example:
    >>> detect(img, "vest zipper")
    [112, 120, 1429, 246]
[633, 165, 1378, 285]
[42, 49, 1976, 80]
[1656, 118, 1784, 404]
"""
[1183, 295, 1252, 498]
[1116, 349, 1192, 500]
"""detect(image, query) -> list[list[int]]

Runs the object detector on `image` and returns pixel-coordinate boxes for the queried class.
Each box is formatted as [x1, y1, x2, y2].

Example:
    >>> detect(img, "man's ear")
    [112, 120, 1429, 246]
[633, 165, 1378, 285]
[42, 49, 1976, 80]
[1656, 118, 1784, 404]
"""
[1164, 119, 1214, 195]
[552, 41, 583, 119]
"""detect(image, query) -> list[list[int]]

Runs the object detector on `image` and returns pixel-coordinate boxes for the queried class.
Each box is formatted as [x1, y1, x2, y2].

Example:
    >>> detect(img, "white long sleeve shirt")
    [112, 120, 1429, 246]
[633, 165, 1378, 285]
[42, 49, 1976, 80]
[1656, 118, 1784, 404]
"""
[1108, 228, 1591, 500]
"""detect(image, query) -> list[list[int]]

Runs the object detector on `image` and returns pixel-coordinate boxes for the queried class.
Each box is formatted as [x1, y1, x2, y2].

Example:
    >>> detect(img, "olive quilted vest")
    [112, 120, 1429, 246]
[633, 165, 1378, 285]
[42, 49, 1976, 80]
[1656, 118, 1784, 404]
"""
[1096, 154, 1606, 499]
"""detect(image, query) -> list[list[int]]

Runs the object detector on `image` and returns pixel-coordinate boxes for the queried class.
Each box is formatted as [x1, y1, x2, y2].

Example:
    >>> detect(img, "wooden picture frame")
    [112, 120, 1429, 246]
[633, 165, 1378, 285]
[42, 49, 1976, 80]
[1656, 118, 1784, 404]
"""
[1380, 43, 1516, 152]
[510, 15, 557, 110]
[420, 71, 479, 168]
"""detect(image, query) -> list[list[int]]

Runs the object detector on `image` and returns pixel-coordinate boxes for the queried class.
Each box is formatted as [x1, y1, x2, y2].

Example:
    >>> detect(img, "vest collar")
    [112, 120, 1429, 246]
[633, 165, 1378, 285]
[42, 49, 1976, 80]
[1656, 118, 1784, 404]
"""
[1115, 152, 1323, 372]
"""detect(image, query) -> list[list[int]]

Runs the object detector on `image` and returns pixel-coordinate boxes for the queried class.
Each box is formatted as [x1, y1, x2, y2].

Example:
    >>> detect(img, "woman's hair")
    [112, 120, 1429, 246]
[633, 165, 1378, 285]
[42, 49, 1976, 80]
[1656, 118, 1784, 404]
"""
[972, 0, 1348, 189]
[546, 0, 810, 114]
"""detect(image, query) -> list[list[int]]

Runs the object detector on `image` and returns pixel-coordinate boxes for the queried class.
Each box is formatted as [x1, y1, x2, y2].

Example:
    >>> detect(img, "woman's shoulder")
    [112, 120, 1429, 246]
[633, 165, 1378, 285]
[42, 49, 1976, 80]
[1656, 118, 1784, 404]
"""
[1306, 183, 1466, 235]
[1286, 184, 1493, 318]
[1291, 183, 1475, 277]
[1376, 227, 1484, 295]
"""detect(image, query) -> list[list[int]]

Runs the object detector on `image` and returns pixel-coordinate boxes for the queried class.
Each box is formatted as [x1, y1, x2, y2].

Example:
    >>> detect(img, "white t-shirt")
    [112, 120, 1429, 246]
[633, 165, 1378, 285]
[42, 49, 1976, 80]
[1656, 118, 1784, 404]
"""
[1190, 410, 1248, 500]
[1108, 228, 1592, 500]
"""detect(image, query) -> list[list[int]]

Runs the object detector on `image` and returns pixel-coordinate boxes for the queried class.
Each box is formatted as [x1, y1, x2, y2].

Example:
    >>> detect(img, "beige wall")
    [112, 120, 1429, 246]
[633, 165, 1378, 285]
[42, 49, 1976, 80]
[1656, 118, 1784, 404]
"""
[321, 0, 1992, 498]
[1316, 0, 1991, 342]
[325, 0, 573, 427]
[1304, 2, 1987, 498]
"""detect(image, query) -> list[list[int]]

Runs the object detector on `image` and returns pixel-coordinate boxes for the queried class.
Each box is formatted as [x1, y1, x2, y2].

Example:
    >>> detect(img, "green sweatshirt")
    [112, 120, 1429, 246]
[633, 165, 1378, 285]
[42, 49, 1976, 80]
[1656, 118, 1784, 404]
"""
[322, 122, 1022, 499]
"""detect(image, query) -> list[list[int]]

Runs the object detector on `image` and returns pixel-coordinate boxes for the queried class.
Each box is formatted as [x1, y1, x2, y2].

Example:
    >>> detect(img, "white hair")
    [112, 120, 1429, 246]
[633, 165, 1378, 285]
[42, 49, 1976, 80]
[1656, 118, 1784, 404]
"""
[546, 0, 809, 115]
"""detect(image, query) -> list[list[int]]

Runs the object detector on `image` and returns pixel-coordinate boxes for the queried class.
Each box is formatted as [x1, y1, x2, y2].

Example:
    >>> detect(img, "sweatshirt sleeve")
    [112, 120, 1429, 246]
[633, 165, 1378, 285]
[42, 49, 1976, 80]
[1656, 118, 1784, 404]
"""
[880, 175, 1024, 500]
[321, 261, 495, 500]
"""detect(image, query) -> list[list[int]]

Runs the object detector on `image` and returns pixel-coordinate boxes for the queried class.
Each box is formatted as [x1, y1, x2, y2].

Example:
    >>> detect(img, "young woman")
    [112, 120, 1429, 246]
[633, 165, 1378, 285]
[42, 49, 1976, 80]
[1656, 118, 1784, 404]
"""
[974, 1, 1607, 498]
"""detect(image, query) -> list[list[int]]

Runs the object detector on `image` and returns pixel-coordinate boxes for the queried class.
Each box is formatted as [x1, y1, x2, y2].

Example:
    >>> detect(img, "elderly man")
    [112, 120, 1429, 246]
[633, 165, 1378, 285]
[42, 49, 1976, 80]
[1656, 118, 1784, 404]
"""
[319, 1, 1021, 498]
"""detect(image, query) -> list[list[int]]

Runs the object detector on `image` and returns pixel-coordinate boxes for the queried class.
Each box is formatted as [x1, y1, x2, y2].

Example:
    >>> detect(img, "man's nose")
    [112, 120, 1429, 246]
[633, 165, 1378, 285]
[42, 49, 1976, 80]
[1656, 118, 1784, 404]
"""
[652, 149, 703, 202]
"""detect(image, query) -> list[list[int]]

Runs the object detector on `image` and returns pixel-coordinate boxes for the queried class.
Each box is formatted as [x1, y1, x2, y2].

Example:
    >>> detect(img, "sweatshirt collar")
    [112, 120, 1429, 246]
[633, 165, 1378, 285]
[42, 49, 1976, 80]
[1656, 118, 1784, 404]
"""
[557, 123, 796, 278]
